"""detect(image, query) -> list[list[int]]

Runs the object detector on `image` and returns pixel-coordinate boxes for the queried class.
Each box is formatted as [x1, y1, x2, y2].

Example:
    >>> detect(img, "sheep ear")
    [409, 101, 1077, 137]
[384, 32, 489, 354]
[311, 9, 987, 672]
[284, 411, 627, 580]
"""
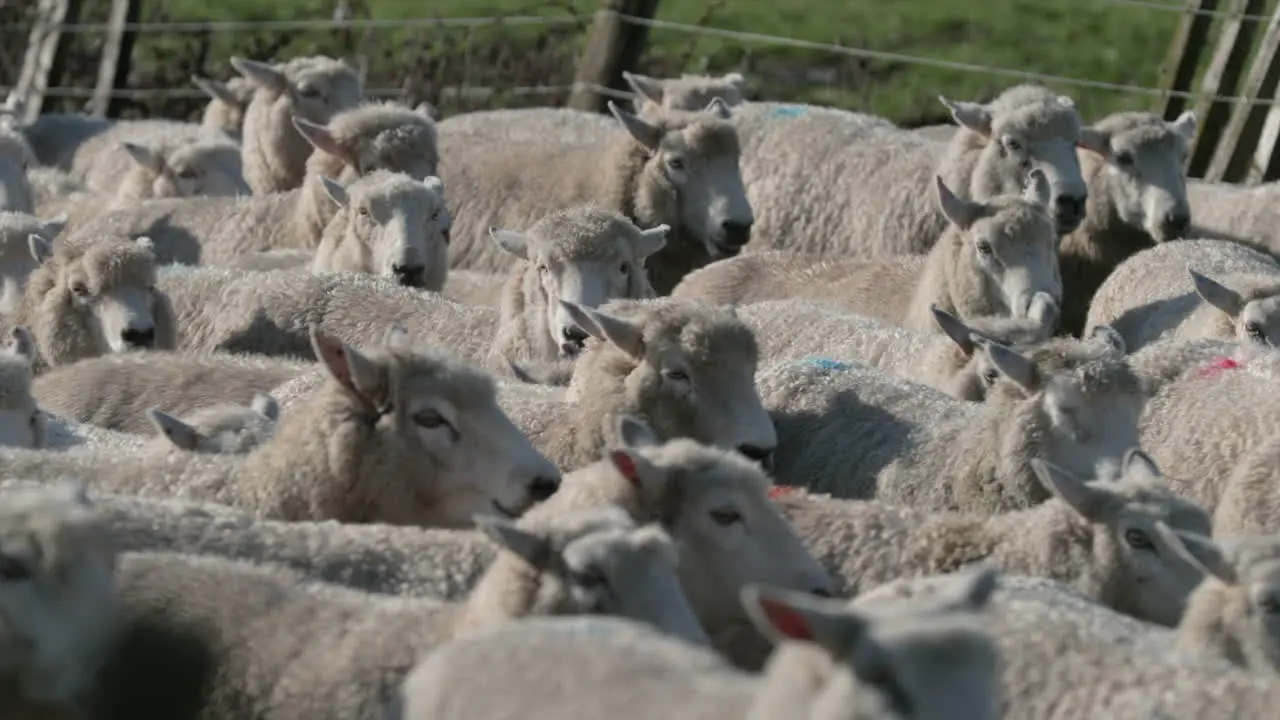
[310, 326, 387, 405]
[931, 305, 977, 356]
[489, 228, 528, 261]
[981, 341, 1039, 392]
[147, 408, 203, 451]
[119, 142, 165, 175]
[609, 102, 663, 151]
[1090, 324, 1126, 354]
[1031, 458, 1117, 522]
[1189, 269, 1244, 319]
[293, 116, 353, 166]
[1122, 447, 1163, 482]
[191, 75, 241, 107]
[1169, 111, 1197, 142]
[622, 71, 664, 104]
[28, 234, 53, 264]
[475, 515, 548, 569]
[1028, 292, 1060, 335]
[939, 96, 992, 137]
[320, 176, 350, 208]
[559, 301, 645, 359]
[250, 392, 280, 421]
[723, 71, 747, 89]
[230, 56, 288, 93]
[705, 97, 732, 120]
[1153, 522, 1238, 586]
[615, 414, 660, 449]
[7, 326, 34, 364]
[740, 584, 866, 653]
[1077, 127, 1111, 157]
[135, 236, 154, 253]
[634, 224, 668, 259]
[37, 215, 68, 241]
[1023, 168, 1052, 208]
[934, 176, 982, 230]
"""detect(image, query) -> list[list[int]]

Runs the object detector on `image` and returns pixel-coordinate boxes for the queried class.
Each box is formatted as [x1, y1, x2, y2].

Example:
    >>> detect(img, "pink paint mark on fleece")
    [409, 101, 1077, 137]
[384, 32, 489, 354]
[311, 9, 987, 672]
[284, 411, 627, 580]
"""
[768, 485, 801, 500]
[1197, 356, 1244, 379]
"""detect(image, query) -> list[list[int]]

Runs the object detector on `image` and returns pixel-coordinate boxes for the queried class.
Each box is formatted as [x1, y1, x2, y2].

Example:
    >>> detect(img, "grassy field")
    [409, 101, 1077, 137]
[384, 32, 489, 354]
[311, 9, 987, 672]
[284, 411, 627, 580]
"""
[8, 0, 1270, 125]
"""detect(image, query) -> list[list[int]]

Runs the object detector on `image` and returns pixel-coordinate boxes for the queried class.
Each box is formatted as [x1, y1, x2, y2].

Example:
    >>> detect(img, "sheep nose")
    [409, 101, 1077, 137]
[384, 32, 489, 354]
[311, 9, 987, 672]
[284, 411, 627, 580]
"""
[1053, 194, 1087, 231]
[528, 474, 561, 502]
[737, 444, 775, 471]
[392, 264, 426, 288]
[1160, 210, 1191, 239]
[121, 327, 155, 349]
[562, 325, 589, 346]
[720, 220, 753, 249]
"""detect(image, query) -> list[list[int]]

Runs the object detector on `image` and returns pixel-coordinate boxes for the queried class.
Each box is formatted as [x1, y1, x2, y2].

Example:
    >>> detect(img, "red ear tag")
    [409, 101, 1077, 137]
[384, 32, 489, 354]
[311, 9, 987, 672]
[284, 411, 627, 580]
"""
[609, 450, 640, 484]
[768, 485, 799, 500]
[760, 598, 812, 641]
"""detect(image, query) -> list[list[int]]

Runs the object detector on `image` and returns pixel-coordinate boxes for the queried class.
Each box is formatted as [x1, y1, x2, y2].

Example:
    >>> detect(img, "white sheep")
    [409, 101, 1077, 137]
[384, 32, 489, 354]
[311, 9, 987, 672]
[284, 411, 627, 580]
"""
[0, 326, 561, 528]
[85, 135, 250, 203]
[1084, 238, 1280, 351]
[145, 392, 281, 455]
[24, 115, 223, 183]
[673, 172, 1061, 334]
[389, 567, 1000, 720]
[192, 73, 255, 138]
[760, 334, 1144, 514]
[0, 211, 65, 317]
[439, 100, 753, 295]
[486, 205, 666, 377]
[0, 325, 40, 448]
[0, 116, 34, 213]
[777, 449, 1212, 627]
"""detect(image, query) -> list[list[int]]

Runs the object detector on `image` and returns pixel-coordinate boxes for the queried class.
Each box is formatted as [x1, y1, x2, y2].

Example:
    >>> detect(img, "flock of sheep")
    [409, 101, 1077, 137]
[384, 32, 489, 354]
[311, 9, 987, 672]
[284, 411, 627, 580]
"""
[4, 46, 1280, 719]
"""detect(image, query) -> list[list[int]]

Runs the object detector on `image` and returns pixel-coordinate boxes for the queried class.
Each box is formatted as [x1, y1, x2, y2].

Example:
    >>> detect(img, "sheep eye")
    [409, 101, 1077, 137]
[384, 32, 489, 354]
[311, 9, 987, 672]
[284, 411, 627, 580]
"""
[176, 168, 198, 180]
[666, 156, 685, 171]
[431, 210, 440, 221]
[976, 241, 994, 256]
[663, 368, 689, 382]
[1124, 529, 1153, 550]
[983, 368, 1000, 384]
[413, 410, 448, 429]
[357, 207, 370, 217]
[619, 263, 630, 275]
[537, 264, 549, 275]
[1004, 138, 1023, 153]
[298, 86, 321, 99]
[571, 568, 608, 590]
[710, 508, 742, 526]
[1114, 152, 1135, 168]
[0, 555, 31, 581]
[1246, 322, 1264, 341]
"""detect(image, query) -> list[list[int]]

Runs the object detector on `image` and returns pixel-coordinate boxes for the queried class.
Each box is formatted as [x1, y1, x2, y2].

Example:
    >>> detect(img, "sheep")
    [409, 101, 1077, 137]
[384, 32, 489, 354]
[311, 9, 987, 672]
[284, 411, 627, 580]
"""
[85, 135, 250, 203]
[98, 504, 707, 720]
[29, 349, 306, 435]
[777, 450, 1212, 626]
[0, 326, 40, 448]
[487, 205, 666, 378]
[145, 392, 280, 455]
[67, 102, 440, 266]
[760, 333, 1144, 514]
[736, 294, 1061, 400]
[523, 297, 777, 472]
[1084, 238, 1280, 352]
[623, 70, 748, 113]
[0, 211, 65, 317]
[192, 74, 255, 138]
[673, 172, 1062, 334]
[0, 326, 561, 528]
[9, 233, 176, 373]
[0, 483, 119, 718]
[388, 567, 1000, 720]
[24, 115, 220, 183]
[439, 100, 753, 295]
[230, 55, 364, 194]
[1055, 110, 1197, 335]
[0, 117, 34, 213]
[156, 266, 498, 362]
[739, 84, 1088, 258]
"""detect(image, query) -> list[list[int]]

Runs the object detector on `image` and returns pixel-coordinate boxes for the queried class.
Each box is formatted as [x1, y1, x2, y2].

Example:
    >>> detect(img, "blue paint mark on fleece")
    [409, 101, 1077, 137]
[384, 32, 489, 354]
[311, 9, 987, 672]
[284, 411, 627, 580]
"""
[770, 105, 809, 118]
[797, 357, 853, 372]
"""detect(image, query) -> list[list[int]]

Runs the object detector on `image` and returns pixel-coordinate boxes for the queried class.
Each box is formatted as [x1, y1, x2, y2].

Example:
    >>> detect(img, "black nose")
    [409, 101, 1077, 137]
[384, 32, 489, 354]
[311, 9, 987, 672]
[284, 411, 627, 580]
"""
[1161, 211, 1191, 239]
[392, 264, 426, 287]
[1053, 194, 1087, 225]
[121, 327, 155, 348]
[720, 220, 753, 248]
[562, 325, 589, 345]
[529, 475, 560, 502]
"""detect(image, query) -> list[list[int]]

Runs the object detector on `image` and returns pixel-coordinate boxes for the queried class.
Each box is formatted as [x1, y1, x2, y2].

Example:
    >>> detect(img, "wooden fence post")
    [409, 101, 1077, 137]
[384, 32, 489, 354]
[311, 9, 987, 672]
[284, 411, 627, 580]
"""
[568, 0, 660, 113]
[1205, 7, 1280, 182]
[88, 0, 141, 118]
[12, 0, 81, 123]
[1154, 0, 1220, 122]
[1187, 0, 1266, 178]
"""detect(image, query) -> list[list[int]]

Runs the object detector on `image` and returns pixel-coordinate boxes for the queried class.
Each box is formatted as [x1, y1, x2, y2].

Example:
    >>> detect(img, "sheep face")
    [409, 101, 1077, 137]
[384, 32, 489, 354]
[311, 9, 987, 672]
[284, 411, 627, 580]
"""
[0, 484, 118, 709]
[1188, 270, 1280, 349]
[0, 130, 33, 214]
[232, 56, 363, 129]
[0, 328, 41, 449]
[296, 105, 441, 185]
[311, 328, 561, 529]
[0, 215, 65, 317]
[564, 299, 778, 466]
[1079, 112, 1195, 243]
[943, 87, 1089, 234]
[194, 75, 253, 137]
[120, 140, 250, 200]
[613, 104, 755, 258]
[1032, 453, 1213, 626]
[624, 71, 747, 114]
[934, 294, 1060, 402]
[147, 393, 279, 455]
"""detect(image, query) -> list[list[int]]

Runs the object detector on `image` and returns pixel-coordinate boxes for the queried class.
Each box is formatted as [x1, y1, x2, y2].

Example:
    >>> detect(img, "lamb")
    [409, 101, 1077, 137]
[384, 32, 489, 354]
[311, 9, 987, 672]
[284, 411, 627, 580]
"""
[1084, 238, 1280, 352]
[145, 392, 280, 455]
[672, 172, 1062, 334]
[68, 102, 440, 266]
[0, 117, 34, 213]
[487, 205, 666, 378]
[521, 297, 777, 472]
[439, 100, 754, 295]
[0, 326, 561, 528]
[0, 211, 65, 316]
[738, 84, 1089, 258]
[760, 333, 1144, 514]
[156, 266, 498, 362]
[777, 450, 1212, 627]
[10, 233, 176, 373]
[623, 70, 748, 112]
[100, 503, 708, 719]
[0, 326, 41, 448]
[389, 566, 1000, 720]
[192, 74, 255, 138]
[1054, 110, 1197, 335]
[30, 349, 306, 435]
[736, 294, 1061, 401]
[230, 55, 364, 194]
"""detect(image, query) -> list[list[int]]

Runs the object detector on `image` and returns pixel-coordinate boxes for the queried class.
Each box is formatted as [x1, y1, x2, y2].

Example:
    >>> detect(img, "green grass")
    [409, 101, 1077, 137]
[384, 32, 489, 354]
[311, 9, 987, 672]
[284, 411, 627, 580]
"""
[31, 0, 1280, 125]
